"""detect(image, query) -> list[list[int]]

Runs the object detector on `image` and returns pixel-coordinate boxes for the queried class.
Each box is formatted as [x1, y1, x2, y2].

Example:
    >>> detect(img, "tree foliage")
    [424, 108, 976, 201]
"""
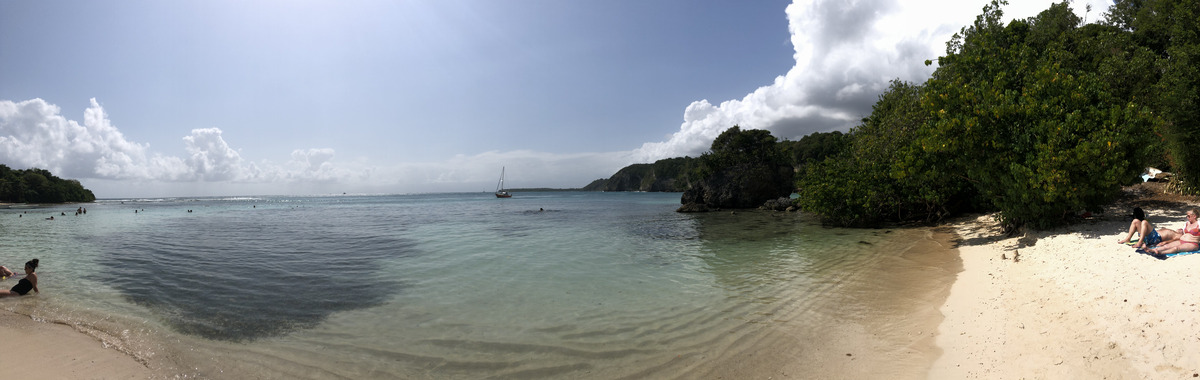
[798, 80, 977, 227]
[778, 131, 847, 169]
[0, 164, 96, 203]
[696, 126, 788, 176]
[798, 0, 1165, 229]
[915, 1, 1160, 229]
[1105, 0, 1200, 193]
[682, 126, 795, 209]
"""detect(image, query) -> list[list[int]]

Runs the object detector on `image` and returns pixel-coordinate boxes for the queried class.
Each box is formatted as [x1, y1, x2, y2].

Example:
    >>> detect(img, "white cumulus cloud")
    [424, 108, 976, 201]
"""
[183, 127, 245, 181]
[0, 98, 191, 180]
[0, 98, 346, 188]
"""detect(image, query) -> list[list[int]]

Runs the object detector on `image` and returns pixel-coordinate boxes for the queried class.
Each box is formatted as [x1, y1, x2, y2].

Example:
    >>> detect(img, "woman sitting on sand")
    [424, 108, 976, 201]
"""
[1147, 209, 1200, 255]
[1118, 207, 1181, 249]
[0, 259, 38, 297]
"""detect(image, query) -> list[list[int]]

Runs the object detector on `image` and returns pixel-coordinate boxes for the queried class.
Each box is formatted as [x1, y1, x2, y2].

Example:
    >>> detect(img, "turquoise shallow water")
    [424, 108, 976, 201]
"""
[0, 192, 957, 379]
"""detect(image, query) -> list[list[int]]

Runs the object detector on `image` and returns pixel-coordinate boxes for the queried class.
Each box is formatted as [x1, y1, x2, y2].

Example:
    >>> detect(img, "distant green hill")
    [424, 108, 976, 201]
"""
[584, 131, 846, 193]
[582, 157, 697, 192]
[503, 188, 584, 192]
[0, 164, 96, 203]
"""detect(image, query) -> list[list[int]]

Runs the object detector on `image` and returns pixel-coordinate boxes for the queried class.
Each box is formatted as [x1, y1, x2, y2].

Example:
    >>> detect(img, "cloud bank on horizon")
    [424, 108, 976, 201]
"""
[0, 0, 1111, 197]
[0, 97, 629, 196]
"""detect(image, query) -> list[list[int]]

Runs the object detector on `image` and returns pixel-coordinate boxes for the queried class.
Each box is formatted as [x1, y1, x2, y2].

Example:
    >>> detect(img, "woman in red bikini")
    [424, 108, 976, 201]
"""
[1147, 209, 1200, 255]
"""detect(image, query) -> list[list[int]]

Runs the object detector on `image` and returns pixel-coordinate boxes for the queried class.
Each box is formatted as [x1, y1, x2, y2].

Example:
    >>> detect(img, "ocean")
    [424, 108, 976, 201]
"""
[0, 192, 958, 379]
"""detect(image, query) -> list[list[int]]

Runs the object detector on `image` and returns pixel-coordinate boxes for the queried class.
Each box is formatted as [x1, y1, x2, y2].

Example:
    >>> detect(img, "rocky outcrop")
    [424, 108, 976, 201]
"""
[675, 203, 711, 212]
[677, 164, 794, 212]
[758, 197, 794, 211]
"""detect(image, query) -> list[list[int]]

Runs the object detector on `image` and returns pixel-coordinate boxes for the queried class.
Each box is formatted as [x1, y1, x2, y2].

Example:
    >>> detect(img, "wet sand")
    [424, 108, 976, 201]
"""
[681, 227, 962, 380]
[0, 311, 156, 378]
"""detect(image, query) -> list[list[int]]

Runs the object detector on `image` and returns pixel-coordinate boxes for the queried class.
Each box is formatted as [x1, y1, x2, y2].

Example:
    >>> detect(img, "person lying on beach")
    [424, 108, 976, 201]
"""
[0, 265, 14, 278]
[1118, 207, 1181, 249]
[0, 259, 38, 297]
[1147, 208, 1200, 255]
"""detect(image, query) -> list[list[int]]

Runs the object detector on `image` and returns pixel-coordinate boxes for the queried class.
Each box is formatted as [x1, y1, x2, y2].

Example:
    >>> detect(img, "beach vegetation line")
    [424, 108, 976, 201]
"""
[797, 0, 1195, 231]
[0, 164, 96, 203]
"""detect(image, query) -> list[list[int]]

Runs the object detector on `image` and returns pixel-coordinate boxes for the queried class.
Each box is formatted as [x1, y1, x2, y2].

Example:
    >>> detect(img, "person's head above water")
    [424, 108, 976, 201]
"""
[24, 259, 38, 273]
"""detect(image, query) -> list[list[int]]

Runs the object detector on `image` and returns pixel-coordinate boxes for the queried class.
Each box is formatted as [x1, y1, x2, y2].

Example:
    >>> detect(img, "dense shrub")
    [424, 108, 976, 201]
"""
[1106, 0, 1200, 192]
[915, 1, 1159, 229]
[798, 80, 977, 227]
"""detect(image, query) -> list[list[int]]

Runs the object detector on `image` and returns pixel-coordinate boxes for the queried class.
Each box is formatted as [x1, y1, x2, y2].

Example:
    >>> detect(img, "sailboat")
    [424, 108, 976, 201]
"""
[495, 167, 512, 198]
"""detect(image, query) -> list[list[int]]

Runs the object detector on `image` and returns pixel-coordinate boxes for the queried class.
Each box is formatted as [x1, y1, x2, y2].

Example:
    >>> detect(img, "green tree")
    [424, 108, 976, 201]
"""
[918, 0, 1159, 229]
[0, 165, 96, 203]
[798, 80, 976, 226]
[1106, 0, 1200, 193]
[778, 131, 847, 169]
[692, 126, 789, 180]
[682, 126, 794, 209]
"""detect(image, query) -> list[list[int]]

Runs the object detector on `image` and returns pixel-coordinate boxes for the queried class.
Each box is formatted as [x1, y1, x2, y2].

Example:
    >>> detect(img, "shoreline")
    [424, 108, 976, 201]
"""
[0, 309, 158, 378]
[931, 206, 1200, 378]
[683, 226, 961, 379]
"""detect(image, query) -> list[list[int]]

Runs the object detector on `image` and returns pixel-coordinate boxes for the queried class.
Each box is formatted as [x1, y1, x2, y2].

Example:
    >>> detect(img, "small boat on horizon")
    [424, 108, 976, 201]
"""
[495, 167, 512, 198]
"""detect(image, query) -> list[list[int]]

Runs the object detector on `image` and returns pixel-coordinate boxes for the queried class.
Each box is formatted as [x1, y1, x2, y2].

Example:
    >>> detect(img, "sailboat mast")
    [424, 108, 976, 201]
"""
[495, 167, 512, 197]
[497, 167, 505, 191]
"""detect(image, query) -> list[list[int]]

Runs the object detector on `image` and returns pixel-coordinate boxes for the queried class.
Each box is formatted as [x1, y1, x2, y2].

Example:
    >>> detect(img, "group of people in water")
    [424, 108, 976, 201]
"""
[1118, 207, 1200, 255]
[0, 259, 39, 298]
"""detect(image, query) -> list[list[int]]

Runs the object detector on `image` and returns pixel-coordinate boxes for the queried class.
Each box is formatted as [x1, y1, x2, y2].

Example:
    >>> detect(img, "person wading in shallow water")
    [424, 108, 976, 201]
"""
[0, 259, 39, 297]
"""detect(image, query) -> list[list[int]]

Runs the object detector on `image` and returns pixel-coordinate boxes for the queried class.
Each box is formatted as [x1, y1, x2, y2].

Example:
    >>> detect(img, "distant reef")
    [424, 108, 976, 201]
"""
[0, 164, 96, 203]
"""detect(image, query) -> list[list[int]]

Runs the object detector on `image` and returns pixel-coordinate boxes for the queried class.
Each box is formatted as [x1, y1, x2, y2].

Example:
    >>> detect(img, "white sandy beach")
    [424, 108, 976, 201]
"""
[931, 205, 1200, 379]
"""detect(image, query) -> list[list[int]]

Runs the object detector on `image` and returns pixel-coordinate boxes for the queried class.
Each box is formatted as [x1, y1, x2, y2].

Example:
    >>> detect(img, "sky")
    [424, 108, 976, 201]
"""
[0, 0, 1113, 198]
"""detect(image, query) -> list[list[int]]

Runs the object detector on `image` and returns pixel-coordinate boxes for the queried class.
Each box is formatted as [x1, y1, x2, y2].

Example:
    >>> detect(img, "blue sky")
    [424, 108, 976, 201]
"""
[0, 0, 1112, 198]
